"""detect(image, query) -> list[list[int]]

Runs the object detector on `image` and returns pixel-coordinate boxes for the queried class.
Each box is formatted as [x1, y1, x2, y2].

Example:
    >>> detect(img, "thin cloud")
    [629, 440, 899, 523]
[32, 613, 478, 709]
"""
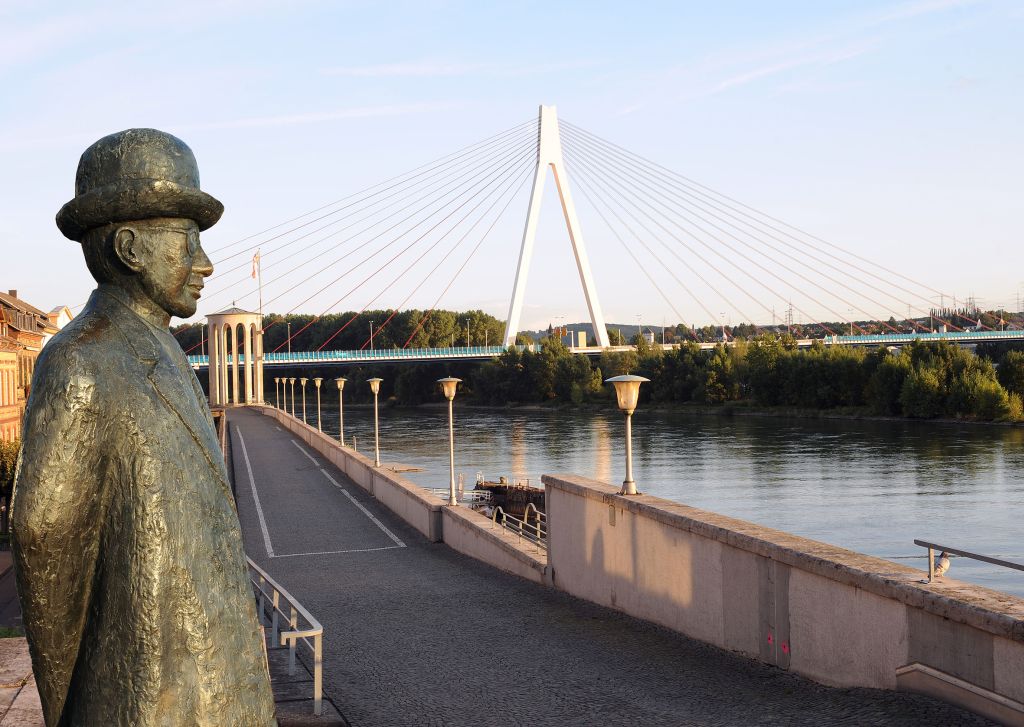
[324, 62, 480, 77]
[715, 43, 875, 92]
[180, 102, 463, 131]
[322, 59, 599, 78]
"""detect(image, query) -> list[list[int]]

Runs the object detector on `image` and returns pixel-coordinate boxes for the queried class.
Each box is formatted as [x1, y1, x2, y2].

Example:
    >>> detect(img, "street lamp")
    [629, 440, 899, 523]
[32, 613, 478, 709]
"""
[288, 378, 296, 417]
[605, 374, 650, 495]
[313, 377, 323, 431]
[369, 321, 375, 351]
[286, 322, 292, 354]
[367, 378, 383, 467]
[274, 377, 280, 409]
[335, 377, 347, 445]
[300, 377, 308, 424]
[437, 377, 462, 506]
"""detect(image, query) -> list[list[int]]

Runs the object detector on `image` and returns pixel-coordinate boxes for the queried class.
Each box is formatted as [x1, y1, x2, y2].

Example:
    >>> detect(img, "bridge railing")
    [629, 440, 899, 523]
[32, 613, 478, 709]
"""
[187, 345, 528, 367]
[247, 556, 323, 716]
[491, 504, 547, 551]
[913, 539, 1024, 583]
[832, 330, 1024, 345]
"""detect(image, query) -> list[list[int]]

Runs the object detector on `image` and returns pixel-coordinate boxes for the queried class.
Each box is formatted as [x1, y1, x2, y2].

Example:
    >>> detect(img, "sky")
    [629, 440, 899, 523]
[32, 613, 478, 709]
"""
[1, 0, 1021, 333]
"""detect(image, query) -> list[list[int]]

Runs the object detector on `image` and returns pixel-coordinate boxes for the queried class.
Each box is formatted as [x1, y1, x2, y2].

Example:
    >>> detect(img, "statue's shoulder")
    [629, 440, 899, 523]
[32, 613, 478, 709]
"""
[32, 307, 132, 404]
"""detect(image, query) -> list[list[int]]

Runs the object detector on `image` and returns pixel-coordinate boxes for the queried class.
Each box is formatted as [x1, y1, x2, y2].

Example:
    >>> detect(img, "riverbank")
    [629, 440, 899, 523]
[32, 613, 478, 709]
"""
[397, 397, 1024, 429]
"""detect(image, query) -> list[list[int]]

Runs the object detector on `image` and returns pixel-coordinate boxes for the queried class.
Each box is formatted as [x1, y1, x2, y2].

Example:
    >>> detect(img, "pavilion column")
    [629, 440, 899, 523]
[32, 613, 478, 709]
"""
[209, 325, 220, 405]
[231, 325, 240, 405]
[220, 324, 229, 405]
[243, 325, 253, 404]
[255, 328, 264, 404]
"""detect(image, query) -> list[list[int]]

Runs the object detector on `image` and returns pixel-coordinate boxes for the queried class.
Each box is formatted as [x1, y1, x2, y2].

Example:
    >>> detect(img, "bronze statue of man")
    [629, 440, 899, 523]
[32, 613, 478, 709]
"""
[12, 129, 277, 726]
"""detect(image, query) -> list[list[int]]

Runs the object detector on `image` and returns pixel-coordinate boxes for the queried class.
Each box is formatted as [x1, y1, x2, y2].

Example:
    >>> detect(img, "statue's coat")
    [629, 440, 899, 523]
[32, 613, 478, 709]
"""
[12, 288, 276, 726]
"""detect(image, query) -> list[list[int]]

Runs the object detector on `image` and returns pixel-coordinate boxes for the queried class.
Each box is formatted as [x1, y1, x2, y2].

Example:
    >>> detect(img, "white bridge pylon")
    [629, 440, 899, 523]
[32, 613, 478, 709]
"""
[503, 105, 611, 348]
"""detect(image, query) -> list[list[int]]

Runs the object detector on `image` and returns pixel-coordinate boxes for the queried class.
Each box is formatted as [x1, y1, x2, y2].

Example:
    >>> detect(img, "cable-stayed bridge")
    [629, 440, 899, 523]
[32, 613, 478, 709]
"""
[187, 328, 1024, 371]
[181, 107, 1022, 391]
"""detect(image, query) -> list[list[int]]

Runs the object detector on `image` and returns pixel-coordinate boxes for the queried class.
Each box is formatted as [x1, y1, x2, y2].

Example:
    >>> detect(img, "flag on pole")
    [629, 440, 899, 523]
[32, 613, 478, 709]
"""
[251, 249, 261, 279]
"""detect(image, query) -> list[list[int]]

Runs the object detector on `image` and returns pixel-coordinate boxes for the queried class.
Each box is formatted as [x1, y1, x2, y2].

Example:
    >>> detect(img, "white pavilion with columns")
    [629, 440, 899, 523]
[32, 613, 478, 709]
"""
[206, 307, 264, 406]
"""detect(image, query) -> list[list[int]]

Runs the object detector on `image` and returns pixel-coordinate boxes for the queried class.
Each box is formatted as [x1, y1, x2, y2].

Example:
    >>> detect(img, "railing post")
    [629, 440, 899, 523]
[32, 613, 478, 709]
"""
[928, 547, 936, 582]
[314, 634, 323, 716]
[287, 606, 299, 674]
[272, 590, 280, 646]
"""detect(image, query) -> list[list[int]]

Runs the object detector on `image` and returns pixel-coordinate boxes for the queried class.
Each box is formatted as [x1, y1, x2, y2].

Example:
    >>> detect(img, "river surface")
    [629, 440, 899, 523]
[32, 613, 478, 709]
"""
[285, 398, 1024, 597]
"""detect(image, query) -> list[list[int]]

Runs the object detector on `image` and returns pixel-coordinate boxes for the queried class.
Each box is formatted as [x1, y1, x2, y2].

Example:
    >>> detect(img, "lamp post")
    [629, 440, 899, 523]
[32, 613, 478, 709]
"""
[367, 378, 383, 467]
[369, 321, 375, 351]
[300, 378, 308, 423]
[286, 322, 292, 354]
[274, 377, 280, 409]
[335, 377, 347, 445]
[313, 377, 323, 431]
[288, 378, 296, 417]
[605, 374, 650, 495]
[437, 377, 461, 506]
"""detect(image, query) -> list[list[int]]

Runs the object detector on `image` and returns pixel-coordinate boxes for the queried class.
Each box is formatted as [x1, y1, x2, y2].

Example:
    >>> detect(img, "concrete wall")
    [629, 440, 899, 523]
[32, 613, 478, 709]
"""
[254, 406, 546, 582]
[543, 474, 1024, 724]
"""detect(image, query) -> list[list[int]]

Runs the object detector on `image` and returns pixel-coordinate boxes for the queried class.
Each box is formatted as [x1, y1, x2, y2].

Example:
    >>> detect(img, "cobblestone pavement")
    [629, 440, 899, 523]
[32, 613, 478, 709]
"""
[229, 408, 992, 727]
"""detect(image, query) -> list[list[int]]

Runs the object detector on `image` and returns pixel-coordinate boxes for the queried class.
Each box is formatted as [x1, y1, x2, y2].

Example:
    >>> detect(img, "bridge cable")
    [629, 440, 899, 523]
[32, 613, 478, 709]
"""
[563, 143, 841, 334]
[401, 169, 534, 349]
[348, 161, 536, 351]
[199, 125, 539, 304]
[560, 119, 953, 304]
[272, 143, 537, 352]
[562, 122, 959, 333]
[563, 156, 713, 334]
[316, 156, 537, 351]
[204, 117, 537, 259]
[562, 120, 982, 332]
[236, 136, 539, 329]
[563, 127, 898, 334]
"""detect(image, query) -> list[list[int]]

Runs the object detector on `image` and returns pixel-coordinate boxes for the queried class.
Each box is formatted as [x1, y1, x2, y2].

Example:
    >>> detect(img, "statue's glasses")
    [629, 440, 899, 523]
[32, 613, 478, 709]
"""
[148, 226, 201, 257]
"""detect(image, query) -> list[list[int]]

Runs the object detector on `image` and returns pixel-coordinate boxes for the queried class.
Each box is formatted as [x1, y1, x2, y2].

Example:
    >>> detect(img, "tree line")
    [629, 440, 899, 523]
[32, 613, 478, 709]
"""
[173, 309, 513, 355]
[467, 335, 1024, 421]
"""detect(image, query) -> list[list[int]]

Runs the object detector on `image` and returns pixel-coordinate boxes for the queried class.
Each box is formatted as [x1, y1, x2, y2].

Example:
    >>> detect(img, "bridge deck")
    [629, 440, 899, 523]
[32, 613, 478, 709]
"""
[229, 408, 990, 726]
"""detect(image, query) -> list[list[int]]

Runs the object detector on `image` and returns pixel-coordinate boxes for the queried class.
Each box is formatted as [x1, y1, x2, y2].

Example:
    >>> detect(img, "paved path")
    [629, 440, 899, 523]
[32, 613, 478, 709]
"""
[229, 408, 991, 727]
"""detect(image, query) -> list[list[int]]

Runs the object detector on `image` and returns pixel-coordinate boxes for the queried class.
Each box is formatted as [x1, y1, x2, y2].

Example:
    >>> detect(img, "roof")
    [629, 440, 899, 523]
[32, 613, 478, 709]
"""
[0, 290, 48, 318]
[211, 306, 259, 316]
[49, 305, 73, 317]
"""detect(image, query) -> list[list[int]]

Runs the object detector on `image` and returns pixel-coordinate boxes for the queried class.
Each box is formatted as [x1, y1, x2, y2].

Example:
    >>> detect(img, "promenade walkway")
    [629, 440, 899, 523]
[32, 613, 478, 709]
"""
[228, 408, 991, 726]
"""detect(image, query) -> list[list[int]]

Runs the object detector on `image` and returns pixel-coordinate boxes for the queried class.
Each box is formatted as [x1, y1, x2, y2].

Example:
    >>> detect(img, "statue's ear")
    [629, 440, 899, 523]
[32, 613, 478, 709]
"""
[113, 227, 143, 272]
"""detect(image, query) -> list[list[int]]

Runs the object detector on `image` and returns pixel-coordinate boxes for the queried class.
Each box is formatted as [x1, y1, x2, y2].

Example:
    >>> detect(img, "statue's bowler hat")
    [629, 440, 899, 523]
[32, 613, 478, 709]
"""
[56, 128, 224, 241]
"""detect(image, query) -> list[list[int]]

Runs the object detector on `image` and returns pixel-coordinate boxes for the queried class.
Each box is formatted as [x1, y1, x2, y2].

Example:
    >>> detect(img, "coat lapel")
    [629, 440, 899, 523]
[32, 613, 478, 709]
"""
[95, 291, 232, 499]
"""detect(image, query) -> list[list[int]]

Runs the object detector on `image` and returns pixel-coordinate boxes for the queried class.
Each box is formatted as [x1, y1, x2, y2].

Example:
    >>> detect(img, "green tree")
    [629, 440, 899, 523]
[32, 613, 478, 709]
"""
[997, 350, 1024, 397]
[865, 351, 912, 415]
[0, 439, 19, 535]
[900, 368, 943, 418]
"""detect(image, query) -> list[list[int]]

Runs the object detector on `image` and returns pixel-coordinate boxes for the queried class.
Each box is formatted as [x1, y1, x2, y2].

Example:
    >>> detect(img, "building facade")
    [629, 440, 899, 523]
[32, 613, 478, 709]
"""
[0, 290, 61, 441]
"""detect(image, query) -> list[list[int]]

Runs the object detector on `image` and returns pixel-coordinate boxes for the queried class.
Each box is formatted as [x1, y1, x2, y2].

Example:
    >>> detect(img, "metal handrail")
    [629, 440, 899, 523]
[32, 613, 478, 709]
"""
[913, 539, 1024, 582]
[247, 557, 323, 716]
[491, 505, 547, 551]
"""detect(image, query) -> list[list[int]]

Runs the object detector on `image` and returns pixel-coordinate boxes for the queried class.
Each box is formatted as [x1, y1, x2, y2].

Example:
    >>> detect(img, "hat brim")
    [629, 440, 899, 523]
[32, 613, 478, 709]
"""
[56, 178, 224, 241]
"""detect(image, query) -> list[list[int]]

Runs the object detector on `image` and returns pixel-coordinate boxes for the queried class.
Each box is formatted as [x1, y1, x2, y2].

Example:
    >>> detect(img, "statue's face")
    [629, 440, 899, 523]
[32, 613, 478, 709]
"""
[134, 218, 214, 319]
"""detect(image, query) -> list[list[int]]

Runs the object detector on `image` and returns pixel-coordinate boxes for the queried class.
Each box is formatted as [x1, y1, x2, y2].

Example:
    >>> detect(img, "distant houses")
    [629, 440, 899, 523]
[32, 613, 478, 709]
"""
[0, 290, 70, 441]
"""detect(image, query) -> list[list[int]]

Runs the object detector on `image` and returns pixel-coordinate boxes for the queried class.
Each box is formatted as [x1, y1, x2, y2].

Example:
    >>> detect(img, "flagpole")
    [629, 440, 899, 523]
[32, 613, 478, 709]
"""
[257, 250, 263, 327]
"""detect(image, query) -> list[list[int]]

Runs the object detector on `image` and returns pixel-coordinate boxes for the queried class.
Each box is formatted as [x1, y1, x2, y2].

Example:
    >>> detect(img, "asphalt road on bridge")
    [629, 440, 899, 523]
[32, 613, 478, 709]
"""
[228, 408, 990, 727]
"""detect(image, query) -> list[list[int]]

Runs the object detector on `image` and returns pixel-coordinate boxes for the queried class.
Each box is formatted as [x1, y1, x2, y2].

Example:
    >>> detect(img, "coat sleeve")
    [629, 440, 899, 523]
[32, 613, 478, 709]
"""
[11, 343, 109, 727]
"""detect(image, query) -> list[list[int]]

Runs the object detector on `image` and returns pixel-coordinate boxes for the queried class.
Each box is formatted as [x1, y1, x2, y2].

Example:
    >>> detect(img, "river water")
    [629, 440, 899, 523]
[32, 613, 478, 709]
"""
[288, 399, 1024, 597]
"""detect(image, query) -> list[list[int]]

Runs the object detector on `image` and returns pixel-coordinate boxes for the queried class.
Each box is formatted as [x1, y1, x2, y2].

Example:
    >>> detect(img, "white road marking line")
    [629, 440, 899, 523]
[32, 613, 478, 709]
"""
[236, 427, 275, 557]
[272, 545, 405, 559]
[290, 440, 406, 548]
[320, 469, 406, 548]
